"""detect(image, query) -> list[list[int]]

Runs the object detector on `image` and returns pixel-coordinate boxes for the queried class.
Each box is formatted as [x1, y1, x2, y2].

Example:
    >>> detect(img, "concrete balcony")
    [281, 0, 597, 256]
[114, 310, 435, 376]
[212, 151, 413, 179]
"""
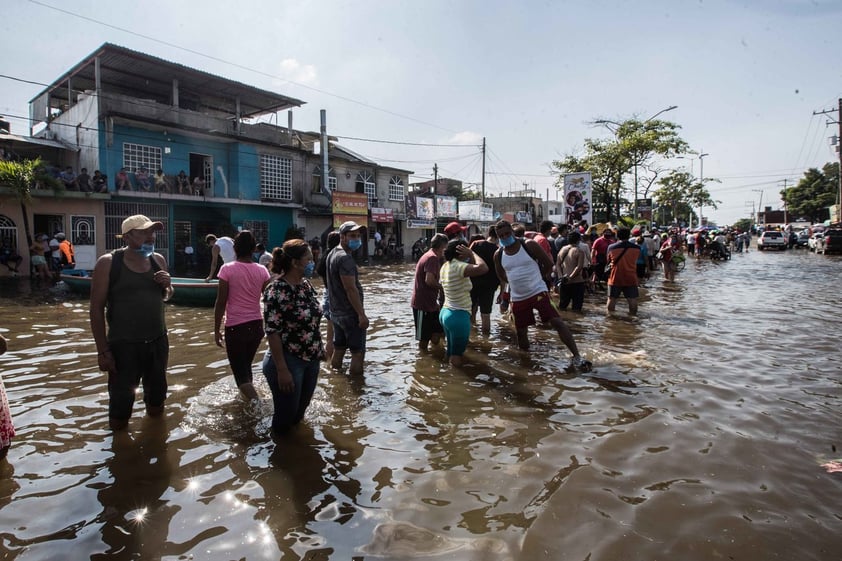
[99, 92, 299, 147]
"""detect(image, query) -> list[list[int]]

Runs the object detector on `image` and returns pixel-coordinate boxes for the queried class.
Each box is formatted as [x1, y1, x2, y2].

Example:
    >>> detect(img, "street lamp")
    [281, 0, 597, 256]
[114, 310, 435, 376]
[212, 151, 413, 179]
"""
[698, 152, 710, 226]
[633, 105, 678, 222]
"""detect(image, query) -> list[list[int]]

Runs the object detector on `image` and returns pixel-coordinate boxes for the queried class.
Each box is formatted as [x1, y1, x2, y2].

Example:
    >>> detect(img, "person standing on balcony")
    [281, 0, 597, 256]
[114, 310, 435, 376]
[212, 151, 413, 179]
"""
[92, 170, 108, 193]
[204, 234, 236, 282]
[192, 175, 206, 196]
[115, 168, 132, 190]
[135, 167, 151, 191]
[175, 170, 190, 195]
[153, 169, 168, 193]
[77, 168, 91, 192]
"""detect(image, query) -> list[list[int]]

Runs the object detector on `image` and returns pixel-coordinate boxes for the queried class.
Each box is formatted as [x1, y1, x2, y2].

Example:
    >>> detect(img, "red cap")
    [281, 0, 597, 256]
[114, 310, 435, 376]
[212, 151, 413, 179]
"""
[444, 222, 467, 236]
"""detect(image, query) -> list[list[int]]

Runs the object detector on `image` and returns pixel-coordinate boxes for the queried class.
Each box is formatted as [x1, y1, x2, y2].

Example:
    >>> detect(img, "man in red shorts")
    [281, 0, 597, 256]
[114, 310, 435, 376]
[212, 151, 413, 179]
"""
[606, 227, 642, 316]
[493, 220, 591, 370]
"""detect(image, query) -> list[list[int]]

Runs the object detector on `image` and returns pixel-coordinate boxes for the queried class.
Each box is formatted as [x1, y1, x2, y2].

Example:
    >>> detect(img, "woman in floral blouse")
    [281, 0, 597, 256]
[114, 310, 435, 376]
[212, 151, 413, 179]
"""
[0, 334, 14, 460]
[262, 239, 323, 436]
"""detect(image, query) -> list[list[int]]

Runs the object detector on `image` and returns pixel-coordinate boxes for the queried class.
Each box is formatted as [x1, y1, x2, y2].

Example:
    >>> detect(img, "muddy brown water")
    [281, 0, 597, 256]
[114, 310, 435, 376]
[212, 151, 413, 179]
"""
[1, 248, 841, 560]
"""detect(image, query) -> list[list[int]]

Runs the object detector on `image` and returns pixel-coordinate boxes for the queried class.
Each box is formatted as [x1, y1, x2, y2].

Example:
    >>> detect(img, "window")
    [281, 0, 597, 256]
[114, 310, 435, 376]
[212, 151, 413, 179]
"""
[356, 171, 376, 207]
[243, 220, 269, 246]
[260, 154, 293, 200]
[0, 215, 18, 250]
[311, 165, 337, 194]
[389, 176, 404, 201]
[104, 201, 168, 252]
[123, 143, 162, 174]
[71, 216, 95, 246]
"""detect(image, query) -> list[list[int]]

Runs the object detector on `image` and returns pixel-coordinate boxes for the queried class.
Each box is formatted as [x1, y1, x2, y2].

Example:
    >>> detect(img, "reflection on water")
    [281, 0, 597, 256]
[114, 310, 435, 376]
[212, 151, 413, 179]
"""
[1, 250, 841, 560]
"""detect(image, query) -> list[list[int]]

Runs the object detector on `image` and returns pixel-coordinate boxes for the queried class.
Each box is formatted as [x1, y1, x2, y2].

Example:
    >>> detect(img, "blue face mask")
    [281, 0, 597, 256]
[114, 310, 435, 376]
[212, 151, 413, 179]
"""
[135, 243, 155, 257]
[303, 262, 315, 278]
[499, 235, 516, 248]
[348, 238, 362, 251]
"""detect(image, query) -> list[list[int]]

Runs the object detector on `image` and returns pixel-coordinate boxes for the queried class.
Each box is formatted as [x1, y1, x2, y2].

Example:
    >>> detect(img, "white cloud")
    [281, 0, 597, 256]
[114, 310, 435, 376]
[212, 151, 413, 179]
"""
[275, 59, 318, 87]
[447, 131, 483, 145]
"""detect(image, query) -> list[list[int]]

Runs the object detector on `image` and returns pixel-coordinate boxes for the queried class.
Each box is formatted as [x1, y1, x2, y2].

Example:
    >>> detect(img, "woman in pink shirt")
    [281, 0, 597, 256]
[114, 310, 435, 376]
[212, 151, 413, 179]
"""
[213, 230, 271, 403]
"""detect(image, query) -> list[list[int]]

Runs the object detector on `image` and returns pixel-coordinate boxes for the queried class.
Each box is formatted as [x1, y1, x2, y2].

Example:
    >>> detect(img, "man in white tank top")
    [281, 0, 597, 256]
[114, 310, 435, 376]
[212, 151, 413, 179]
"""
[204, 234, 236, 282]
[493, 220, 591, 371]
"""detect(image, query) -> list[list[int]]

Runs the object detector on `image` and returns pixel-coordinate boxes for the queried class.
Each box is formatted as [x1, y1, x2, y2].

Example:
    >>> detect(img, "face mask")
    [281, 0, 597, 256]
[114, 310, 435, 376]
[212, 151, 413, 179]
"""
[348, 239, 362, 251]
[135, 243, 155, 257]
[303, 262, 315, 278]
[499, 235, 516, 248]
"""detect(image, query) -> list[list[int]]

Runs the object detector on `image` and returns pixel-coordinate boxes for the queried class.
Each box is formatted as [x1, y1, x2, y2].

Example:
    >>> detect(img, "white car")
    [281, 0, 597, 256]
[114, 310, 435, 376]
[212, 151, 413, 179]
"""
[808, 232, 826, 252]
[757, 231, 787, 251]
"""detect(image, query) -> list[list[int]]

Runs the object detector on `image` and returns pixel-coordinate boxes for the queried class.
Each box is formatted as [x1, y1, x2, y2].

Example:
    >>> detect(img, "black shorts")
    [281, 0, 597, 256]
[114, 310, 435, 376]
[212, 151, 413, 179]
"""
[108, 335, 169, 420]
[609, 285, 639, 299]
[470, 285, 497, 315]
[413, 308, 443, 341]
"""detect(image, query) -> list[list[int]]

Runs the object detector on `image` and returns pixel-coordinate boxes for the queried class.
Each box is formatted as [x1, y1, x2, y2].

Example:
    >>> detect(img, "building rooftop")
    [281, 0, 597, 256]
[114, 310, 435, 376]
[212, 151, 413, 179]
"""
[31, 43, 305, 120]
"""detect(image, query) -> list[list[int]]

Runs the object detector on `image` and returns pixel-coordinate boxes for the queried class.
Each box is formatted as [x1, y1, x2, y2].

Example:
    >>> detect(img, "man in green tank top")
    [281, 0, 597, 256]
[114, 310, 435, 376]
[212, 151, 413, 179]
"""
[90, 215, 174, 430]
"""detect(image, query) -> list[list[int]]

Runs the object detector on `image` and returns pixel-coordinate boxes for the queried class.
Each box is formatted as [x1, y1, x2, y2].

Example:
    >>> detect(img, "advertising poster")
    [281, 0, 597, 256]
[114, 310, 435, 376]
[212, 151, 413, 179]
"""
[563, 172, 593, 226]
[416, 197, 435, 220]
[636, 198, 653, 222]
[436, 195, 458, 218]
[332, 191, 369, 228]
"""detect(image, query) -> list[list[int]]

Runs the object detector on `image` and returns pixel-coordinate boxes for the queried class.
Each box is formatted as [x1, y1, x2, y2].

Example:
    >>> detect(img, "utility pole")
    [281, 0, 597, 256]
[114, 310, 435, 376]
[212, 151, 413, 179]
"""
[432, 163, 438, 232]
[812, 98, 842, 222]
[699, 152, 709, 226]
[752, 188, 764, 226]
[779, 179, 789, 225]
[481, 137, 486, 202]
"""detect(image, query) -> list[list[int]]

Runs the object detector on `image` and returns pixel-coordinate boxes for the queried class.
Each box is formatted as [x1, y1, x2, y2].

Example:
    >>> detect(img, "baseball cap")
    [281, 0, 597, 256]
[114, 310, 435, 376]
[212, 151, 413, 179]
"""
[54, 232, 66, 239]
[339, 221, 363, 235]
[443, 221, 467, 236]
[121, 214, 163, 235]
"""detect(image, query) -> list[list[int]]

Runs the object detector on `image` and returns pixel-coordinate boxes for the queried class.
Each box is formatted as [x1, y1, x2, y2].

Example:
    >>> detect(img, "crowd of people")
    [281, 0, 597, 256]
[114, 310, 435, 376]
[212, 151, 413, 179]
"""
[0, 214, 752, 454]
[1, 231, 75, 279]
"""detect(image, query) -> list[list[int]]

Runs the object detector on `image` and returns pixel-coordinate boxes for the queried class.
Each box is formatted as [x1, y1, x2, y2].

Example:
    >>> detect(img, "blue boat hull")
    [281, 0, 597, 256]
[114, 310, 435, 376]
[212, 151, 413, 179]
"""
[60, 273, 218, 307]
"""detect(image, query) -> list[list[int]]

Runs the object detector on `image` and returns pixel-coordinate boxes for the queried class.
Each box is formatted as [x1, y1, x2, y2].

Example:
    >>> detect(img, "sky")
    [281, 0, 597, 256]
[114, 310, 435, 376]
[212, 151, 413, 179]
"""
[2, 0, 842, 225]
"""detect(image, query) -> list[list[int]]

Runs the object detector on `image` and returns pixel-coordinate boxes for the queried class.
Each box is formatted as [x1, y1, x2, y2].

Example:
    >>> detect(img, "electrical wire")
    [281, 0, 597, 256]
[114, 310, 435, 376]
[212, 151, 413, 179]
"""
[28, 0, 461, 135]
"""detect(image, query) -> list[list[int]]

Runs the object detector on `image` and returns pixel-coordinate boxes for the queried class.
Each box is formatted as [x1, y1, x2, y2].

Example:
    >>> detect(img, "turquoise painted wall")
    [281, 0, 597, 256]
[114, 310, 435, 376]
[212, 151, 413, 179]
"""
[98, 124, 265, 199]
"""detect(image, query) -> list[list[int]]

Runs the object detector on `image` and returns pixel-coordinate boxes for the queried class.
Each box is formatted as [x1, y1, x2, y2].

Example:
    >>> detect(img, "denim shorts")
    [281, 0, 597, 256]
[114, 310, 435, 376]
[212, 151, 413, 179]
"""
[332, 314, 366, 353]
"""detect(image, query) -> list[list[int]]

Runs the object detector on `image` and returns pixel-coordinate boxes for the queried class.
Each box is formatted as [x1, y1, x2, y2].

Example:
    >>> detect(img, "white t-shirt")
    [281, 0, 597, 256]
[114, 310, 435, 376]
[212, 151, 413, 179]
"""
[215, 236, 236, 263]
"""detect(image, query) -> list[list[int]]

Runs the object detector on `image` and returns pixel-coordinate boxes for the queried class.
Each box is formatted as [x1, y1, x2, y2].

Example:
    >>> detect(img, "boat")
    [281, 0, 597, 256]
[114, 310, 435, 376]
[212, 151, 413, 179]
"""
[59, 272, 219, 307]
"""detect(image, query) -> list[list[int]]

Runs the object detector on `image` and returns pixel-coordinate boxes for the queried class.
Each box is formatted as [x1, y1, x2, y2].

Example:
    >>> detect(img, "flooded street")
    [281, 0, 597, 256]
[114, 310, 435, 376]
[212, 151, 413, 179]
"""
[1, 248, 841, 560]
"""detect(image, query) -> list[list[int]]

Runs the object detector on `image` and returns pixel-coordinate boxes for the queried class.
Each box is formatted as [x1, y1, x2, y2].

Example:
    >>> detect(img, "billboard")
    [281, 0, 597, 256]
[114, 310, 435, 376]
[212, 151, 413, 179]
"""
[405, 193, 435, 220]
[563, 172, 593, 226]
[636, 198, 653, 222]
[459, 200, 494, 222]
[436, 195, 458, 218]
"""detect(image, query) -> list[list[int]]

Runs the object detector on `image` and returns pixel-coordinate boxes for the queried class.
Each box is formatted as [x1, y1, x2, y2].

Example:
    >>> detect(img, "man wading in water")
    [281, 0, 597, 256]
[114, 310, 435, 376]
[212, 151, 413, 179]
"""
[90, 215, 174, 430]
[493, 220, 591, 371]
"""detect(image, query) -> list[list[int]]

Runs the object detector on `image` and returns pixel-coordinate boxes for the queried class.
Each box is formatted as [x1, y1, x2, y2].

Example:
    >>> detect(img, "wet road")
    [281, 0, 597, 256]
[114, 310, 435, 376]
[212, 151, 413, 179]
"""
[0, 247, 841, 560]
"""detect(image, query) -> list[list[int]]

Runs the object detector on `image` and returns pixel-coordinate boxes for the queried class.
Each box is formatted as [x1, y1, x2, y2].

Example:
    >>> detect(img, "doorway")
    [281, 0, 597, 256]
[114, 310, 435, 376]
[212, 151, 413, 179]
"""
[189, 153, 212, 196]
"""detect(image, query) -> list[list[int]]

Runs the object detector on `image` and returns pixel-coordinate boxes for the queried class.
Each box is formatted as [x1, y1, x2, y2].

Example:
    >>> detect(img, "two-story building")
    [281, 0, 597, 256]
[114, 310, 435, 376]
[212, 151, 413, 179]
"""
[0, 43, 411, 276]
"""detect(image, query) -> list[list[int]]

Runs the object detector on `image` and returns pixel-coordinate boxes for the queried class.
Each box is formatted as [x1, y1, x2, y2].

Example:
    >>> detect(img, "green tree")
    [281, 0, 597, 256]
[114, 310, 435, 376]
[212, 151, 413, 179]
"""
[552, 117, 689, 222]
[651, 170, 718, 226]
[732, 218, 753, 232]
[783, 163, 838, 222]
[0, 157, 60, 247]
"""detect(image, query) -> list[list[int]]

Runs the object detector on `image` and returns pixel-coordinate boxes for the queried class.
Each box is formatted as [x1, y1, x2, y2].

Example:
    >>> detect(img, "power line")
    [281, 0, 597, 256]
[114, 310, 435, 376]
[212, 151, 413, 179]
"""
[333, 135, 480, 148]
[28, 0, 461, 135]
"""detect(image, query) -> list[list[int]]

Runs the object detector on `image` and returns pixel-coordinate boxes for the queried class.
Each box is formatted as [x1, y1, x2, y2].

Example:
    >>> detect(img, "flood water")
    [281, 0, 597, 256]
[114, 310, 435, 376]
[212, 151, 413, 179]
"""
[1, 248, 841, 561]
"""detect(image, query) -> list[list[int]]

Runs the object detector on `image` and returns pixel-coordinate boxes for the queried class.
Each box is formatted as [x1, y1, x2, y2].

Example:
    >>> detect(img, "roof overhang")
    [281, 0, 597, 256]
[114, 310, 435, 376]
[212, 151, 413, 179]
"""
[0, 131, 79, 152]
[31, 43, 305, 118]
